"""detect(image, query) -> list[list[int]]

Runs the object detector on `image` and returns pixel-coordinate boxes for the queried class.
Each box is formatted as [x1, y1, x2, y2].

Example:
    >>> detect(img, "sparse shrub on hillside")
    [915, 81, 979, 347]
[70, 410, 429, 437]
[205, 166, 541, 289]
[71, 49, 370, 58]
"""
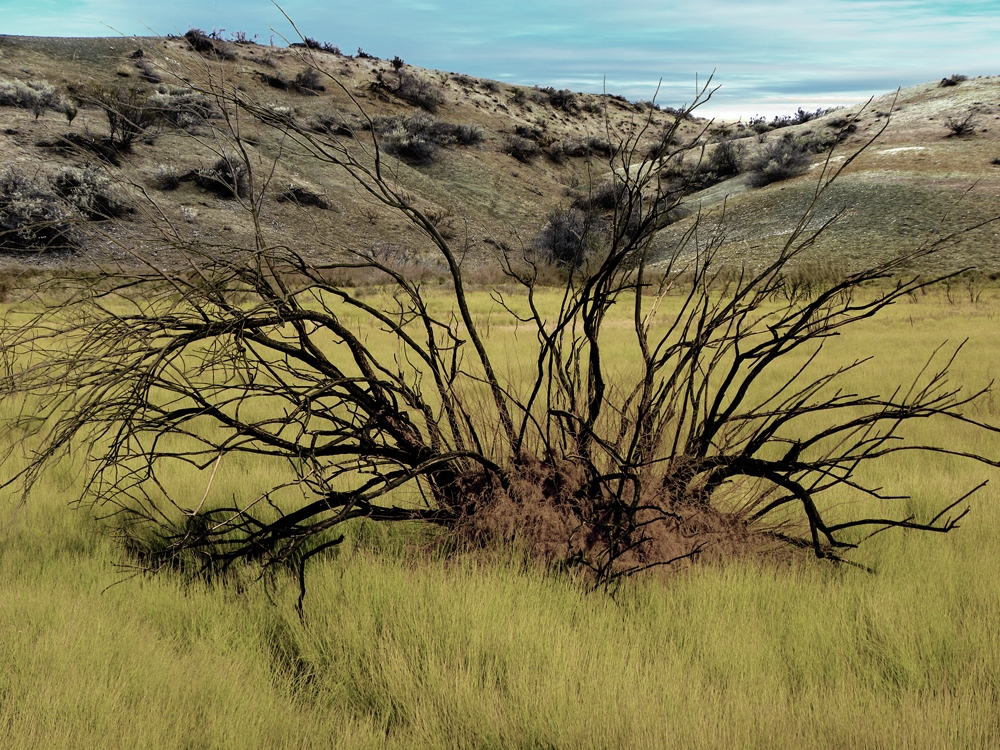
[562, 136, 615, 158]
[532, 207, 607, 269]
[50, 166, 131, 220]
[256, 69, 325, 96]
[393, 73, 444, 112]
[0, 78, 63, 118]
[573, 180, 625, 212]
[706, 136, 745, 179]
[278, 185, 331, 209]
[378, 121, 438, 165]
[134, 61, 162, 84]
[645, 127, 679, 160]
[355, 48, 376, 60]
[296, 37, 338, 53]
[743, 135, 812, 187]
[184, 28, 236, 60]
[515, 124, 544, 141]
[148, 85, 214, 129]
[544, 87, 577, 111]
[293, 68, 325, 94]
[228, 30, 259, 45]
[184, 28, 214, 53]
[745, 107, 827, 135]
[195, 155, 249, 198]
[0, 169, 76, 252]
[36, 131, 121, 164]
[545, 141, 567, 163]
[452, 123, 484, 145]
[791, 107, 825, 124]
[797, 130, 839, 153]
[940, 74, 968, 87]
[375, 114, 482, 163]
[503, 134, 540, 163]
[151, 164, 181, 191]
[528, 88, 550, 105]
[510, 88, 527, 106]
[248, 50, 276, 67]
[309, 111, 357, 137]
[264, 105, 295, 123]
[87, 83, 160, 152]
[258, 71, 290, 91]
[945, 111, 978, 137]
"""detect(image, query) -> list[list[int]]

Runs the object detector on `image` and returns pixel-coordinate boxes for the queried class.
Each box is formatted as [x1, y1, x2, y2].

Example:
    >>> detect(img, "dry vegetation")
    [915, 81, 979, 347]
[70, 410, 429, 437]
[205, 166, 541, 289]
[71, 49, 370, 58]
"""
[1, 34, 999, 272]
[1, 31, 1000, 749]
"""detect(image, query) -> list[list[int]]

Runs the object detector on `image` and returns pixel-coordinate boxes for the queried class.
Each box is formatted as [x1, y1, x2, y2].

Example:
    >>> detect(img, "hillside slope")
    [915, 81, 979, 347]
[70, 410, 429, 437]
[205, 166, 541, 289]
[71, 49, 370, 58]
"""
[0, 34, 998, 274]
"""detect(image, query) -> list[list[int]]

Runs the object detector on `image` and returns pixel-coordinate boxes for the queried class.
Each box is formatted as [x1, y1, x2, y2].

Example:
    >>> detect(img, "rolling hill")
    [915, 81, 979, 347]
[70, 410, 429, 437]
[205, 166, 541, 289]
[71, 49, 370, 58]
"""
[0, 32, 998, 276]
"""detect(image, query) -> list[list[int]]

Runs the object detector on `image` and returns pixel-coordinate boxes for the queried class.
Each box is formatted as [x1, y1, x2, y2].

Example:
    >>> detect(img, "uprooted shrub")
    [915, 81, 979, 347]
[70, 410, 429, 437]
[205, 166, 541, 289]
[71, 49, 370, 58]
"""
[743, 135, 812, 187]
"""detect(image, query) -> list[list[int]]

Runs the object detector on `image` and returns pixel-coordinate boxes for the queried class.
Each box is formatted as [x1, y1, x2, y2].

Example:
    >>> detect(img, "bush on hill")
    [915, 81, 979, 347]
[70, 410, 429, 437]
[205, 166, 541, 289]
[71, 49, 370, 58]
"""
[743, 135, 812, 187]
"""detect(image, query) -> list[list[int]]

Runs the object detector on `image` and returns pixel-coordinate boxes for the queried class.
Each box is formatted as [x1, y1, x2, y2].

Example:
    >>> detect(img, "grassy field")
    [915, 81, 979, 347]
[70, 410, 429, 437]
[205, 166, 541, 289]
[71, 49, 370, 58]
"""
[2, 287, 1000, 749]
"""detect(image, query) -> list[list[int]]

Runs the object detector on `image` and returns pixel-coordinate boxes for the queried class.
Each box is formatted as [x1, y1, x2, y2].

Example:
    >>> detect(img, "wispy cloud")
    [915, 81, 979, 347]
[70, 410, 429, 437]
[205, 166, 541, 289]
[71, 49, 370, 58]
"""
[1, 1, 996, 116]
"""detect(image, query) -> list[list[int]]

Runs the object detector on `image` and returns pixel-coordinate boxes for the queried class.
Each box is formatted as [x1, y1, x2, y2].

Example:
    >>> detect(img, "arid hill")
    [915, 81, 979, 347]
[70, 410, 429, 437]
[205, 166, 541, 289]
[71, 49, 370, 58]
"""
[0, 33, 998, 275]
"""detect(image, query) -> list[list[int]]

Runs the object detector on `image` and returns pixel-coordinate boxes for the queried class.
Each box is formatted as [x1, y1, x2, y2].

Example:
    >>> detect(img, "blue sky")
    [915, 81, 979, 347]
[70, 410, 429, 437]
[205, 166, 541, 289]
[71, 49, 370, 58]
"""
[2, 1, 997, 118]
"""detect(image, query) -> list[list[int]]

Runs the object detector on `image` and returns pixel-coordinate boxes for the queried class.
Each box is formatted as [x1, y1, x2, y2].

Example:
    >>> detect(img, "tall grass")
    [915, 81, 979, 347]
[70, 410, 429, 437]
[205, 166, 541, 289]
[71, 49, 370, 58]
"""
[2, 288, 999, 748]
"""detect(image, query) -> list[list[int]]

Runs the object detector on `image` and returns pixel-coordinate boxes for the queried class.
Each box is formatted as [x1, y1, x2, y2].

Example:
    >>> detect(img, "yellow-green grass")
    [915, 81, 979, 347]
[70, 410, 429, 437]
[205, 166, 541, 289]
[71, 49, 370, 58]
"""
[2, 288, 1000, 749]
